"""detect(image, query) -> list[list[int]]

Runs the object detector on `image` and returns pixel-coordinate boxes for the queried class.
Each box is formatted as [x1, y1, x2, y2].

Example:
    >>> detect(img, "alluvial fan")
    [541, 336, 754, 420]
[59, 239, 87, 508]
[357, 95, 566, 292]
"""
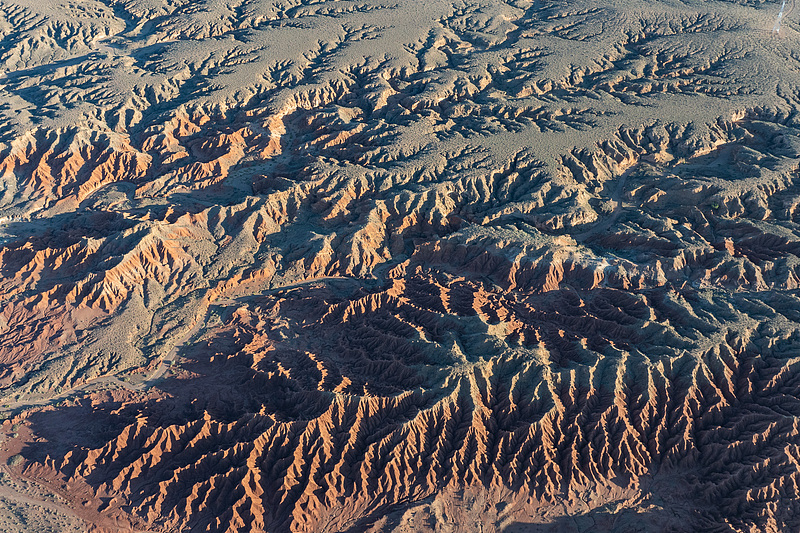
[0, 0, 800, 531]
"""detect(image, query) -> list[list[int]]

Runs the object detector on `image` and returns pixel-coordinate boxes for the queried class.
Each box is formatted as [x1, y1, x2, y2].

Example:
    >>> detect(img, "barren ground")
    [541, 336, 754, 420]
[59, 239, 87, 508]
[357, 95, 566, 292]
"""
[1, 0, 800, 531]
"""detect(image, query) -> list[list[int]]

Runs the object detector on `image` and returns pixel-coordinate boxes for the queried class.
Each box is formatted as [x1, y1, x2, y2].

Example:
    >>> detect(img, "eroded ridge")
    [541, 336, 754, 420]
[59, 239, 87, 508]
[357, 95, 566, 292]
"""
[0, 0, 800, 531]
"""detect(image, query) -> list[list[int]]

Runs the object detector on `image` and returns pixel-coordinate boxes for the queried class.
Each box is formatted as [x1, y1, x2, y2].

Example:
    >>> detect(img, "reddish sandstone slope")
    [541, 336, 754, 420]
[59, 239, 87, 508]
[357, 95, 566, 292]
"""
[1, 0, 800, 532]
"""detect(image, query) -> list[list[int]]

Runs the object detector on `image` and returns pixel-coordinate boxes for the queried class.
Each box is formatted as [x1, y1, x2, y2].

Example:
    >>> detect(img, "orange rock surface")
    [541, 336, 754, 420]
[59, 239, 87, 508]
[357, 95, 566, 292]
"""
[1, 0, 800, 531]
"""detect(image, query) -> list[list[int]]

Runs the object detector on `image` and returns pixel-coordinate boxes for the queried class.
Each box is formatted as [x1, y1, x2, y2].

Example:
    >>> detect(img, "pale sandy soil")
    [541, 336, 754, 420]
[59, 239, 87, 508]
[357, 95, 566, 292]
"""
[1, 0, 800, 532]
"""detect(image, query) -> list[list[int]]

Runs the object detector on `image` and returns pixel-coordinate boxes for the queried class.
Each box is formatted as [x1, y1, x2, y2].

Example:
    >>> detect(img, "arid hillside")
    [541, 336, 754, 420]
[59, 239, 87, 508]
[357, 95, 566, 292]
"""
[1, 0, 800, 531]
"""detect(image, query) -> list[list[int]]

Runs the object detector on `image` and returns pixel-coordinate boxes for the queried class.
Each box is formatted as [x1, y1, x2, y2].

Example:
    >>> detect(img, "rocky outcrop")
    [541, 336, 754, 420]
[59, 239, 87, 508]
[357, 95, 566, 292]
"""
[2, 0, 800, 531]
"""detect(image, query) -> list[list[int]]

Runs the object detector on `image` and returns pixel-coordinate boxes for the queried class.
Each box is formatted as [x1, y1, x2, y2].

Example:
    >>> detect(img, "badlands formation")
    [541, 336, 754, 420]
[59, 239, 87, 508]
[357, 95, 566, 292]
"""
[0, 0, 800, 531]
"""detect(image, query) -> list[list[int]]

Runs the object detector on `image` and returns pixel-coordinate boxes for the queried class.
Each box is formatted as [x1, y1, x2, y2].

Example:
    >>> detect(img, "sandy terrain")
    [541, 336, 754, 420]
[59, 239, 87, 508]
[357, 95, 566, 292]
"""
[0, 0, 800, 531]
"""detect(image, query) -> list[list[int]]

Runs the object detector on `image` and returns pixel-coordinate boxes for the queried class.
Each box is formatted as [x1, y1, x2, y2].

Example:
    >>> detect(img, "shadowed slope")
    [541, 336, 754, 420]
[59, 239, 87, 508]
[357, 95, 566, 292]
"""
[1, 0, 800, 532]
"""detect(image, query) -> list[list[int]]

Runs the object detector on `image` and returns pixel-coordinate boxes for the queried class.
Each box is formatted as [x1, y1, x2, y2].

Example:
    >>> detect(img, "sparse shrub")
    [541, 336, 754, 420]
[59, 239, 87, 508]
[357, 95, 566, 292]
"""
[598, 200, 615, 214]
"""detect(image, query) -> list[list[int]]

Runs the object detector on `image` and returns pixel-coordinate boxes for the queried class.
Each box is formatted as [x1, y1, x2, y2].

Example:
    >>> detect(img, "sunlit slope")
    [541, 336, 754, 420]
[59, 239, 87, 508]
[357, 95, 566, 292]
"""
[0, 0, 799, 532]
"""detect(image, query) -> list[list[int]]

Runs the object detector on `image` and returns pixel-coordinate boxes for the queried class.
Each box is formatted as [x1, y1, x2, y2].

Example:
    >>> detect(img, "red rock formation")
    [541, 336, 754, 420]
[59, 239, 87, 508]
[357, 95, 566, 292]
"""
[1, 1, 800, 532]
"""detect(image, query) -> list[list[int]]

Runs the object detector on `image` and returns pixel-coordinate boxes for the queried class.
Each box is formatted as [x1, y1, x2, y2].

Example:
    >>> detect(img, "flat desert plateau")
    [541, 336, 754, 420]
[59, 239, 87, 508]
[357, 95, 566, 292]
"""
[1, 0, 800, 531]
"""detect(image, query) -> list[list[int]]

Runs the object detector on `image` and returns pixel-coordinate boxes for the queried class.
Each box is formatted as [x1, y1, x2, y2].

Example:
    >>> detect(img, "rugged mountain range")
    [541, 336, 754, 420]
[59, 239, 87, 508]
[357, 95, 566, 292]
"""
[1, 0, 800, 531]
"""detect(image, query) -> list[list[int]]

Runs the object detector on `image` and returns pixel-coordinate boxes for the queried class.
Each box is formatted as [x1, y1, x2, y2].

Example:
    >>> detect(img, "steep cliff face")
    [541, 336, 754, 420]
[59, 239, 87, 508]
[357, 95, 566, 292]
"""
[2, 0, 800, 531]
